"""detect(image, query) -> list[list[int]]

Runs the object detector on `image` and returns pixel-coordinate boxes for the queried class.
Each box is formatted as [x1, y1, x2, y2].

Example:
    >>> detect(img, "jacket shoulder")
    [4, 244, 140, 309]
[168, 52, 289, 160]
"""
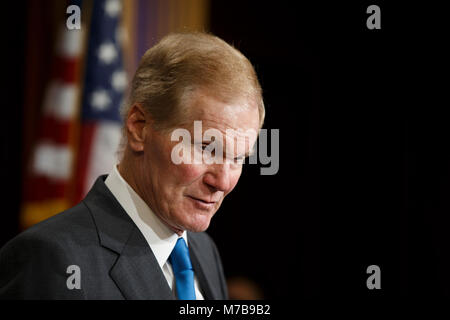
[0, 202, 94, 299]
[10, 202, 95, 247]
[0, 201, 99, 273]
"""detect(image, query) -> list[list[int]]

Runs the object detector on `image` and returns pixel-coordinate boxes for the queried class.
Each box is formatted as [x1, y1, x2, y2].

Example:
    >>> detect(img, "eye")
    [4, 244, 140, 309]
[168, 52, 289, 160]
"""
[193, 143, 207, 150]
[199, 143, 215, 156]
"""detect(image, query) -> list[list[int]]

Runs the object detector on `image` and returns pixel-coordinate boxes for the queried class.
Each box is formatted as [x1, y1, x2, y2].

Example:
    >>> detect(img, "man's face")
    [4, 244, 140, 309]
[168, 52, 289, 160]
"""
[138, 90, 260, 234]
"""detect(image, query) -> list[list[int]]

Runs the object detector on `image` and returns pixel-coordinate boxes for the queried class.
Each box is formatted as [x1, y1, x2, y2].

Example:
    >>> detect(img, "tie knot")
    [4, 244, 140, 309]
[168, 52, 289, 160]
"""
[169, 237, 193, 274]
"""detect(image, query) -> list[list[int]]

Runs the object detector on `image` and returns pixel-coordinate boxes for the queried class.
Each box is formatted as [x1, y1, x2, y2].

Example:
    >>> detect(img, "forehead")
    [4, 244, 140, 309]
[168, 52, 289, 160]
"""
[185, 90, 260, 133]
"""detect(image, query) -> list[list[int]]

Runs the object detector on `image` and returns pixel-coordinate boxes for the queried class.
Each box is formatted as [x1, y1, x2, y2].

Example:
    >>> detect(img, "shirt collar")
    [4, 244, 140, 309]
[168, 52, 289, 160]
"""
[104, 165, 187, 269]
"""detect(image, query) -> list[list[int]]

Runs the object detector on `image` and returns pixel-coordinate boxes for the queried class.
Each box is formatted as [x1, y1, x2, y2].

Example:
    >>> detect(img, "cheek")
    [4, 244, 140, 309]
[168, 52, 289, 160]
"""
[170, 163, 205, 185]
[160, 138, 204, 183]
[226, 169, 242, 195]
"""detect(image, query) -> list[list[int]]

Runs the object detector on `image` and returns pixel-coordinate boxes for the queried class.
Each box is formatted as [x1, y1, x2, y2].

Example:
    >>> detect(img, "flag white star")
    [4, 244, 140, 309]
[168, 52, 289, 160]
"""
[112, 70, 127, 92]
[104, 0, 122, 17]
[98, 42, 117, 64]
[90, 90, 111, 111]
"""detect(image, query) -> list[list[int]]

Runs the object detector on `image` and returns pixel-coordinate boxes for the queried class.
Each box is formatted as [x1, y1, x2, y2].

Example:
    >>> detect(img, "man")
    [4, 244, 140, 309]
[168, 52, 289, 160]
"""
[0, 32, 265, 300]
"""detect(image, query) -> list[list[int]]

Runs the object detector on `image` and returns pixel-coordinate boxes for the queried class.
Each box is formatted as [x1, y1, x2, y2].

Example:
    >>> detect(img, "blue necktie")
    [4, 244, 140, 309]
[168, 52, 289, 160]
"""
[169, 237, 196, 300]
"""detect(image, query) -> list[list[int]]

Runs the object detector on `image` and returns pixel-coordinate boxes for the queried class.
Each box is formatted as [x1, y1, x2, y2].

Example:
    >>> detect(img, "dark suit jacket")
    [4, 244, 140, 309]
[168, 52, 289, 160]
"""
[0, 176, 228, 300]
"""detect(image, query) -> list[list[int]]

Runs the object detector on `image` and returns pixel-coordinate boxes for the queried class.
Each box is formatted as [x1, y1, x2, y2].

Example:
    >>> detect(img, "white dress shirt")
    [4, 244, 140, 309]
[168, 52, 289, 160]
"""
[104, 165, 204, 300]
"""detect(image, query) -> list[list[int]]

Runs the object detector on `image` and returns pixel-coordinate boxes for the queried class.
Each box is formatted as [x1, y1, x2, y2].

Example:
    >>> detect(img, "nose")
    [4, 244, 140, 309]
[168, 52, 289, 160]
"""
[203, 163, 232, 193]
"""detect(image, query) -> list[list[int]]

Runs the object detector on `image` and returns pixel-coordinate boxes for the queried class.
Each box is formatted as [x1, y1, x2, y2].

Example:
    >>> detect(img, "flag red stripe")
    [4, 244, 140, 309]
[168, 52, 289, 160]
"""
[53, 56, 80, 83]
[40, 117, 71, 144]
[73, 122, 97, 203]
[24, 176, 68, 201]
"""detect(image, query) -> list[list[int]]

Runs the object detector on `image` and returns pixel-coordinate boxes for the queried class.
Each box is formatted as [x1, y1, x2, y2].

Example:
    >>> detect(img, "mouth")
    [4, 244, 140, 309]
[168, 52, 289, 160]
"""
[186, 195, 218, 209]
[186, 195, 217, 204]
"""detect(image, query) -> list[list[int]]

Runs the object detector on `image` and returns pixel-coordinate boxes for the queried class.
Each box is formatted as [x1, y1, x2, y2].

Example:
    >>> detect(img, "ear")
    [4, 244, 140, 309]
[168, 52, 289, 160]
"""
[125, 103, 148, 152]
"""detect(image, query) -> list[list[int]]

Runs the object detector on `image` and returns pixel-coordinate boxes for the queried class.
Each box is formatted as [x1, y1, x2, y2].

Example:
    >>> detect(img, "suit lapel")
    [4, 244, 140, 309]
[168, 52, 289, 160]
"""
[84, 175, 175, 300]
[188, 233, 217, 300]
[109, 227, 174, 300]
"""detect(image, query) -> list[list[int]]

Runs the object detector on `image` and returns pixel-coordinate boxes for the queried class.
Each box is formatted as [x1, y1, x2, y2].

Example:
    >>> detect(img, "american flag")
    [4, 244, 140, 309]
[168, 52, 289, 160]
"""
[74, 0, 126, 202]
[21, 0, 125, 228]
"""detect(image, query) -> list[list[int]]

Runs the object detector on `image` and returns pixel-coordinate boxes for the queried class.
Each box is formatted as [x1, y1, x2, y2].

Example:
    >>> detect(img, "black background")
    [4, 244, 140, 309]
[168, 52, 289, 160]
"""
[1, 1, 449, 301]
[209, 1, 450, 299]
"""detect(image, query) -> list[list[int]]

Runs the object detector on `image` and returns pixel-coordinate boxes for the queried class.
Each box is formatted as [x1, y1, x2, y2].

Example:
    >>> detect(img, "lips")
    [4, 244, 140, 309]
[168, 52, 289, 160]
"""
[186, 195, 217, 204]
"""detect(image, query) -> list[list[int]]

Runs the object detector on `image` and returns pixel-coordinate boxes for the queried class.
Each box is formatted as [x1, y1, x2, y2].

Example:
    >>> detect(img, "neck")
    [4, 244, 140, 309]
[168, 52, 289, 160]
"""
[117, 151, 185, 237]
[117, 152, 141, 199]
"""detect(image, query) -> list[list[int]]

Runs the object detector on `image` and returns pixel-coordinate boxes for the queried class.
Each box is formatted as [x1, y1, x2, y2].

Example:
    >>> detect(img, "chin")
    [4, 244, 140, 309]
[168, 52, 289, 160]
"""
[181, 211, 214, 233]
